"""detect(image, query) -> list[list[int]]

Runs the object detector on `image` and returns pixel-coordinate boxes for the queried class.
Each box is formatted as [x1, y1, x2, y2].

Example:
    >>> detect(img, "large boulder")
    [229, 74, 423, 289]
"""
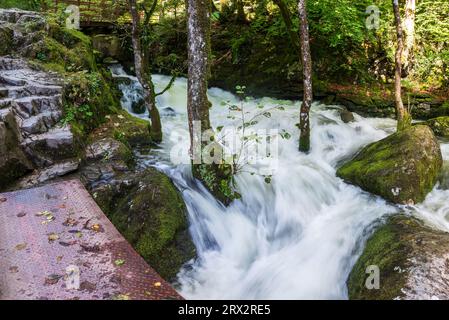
[348, 215, 449, 300]
[92, 168, 196, 281]
[425, 116, 449, 139]
[337, 125, 442, 204]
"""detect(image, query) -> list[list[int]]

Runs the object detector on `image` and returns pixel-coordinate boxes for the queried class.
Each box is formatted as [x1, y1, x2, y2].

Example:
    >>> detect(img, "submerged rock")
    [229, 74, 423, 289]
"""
[425, 116, 449, 139]
[340, 109, 355, 123]
[337, 125, 442, 204]
[348, 214, 449, 300]
[92, 168, 196, 281]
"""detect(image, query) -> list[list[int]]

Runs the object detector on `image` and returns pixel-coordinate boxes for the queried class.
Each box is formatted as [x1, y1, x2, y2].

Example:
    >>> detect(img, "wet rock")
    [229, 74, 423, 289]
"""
[84, 138, 132, 163]
[340, 109, 355, 123]
[161, 107, 177, 117]
[348, 214, 449, 300]
[15, 160, 80, 189]
[92, 168, 196, 281]
[131, 98, 146, 114]
[337, 125, 442, 204]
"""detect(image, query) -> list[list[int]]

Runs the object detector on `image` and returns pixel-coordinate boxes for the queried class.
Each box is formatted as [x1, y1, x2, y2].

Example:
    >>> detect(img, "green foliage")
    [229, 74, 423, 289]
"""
[62, 71, 118, 135]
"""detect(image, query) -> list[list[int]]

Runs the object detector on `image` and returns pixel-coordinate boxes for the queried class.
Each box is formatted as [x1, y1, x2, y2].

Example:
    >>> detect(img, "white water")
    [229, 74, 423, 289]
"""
[110, 65, 449, 299]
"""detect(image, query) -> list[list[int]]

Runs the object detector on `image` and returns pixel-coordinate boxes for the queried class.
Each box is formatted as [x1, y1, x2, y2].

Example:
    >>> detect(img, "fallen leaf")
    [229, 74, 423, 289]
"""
[0, 197, 7, 203]
[15, 243, 27, 251]
[48, 233, 59, 241]
[112, 294, 130, 300]
[91, 224, 103, 232]
[63, 218, 78, 227]
[59, 241, 77, 247]
[75, 231, 83, 238]
[44, 274, 62, 285]
[9, 266, 19, 273]
[114, 259, 125, 266]
[17, 212, 26, 218]
[154, 282, 161, 288]
[56, 256, 63, 262]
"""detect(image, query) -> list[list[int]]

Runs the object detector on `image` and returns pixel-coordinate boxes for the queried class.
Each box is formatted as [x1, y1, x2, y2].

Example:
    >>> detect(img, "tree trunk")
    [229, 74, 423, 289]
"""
[273, 0, 300, 52]
[393, 0, 411, 131]
[298, 0, 312, 152]
[129, 0, 163, 142]
[187, 0, 236, 204]
[236, 0, 246, 23]
[402, 0, 416, 76]
[187, 0, 212, 157]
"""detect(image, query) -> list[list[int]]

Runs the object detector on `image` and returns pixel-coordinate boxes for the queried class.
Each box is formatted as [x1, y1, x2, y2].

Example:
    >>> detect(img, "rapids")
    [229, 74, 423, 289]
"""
[110, 65, 449, 299]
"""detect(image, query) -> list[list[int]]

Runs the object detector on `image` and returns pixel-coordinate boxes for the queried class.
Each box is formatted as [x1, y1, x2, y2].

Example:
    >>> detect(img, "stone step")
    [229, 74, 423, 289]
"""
[0, 57, 27, 71]
[0, 74, 27, 86]
[21, 126, 75, 167]
[18, 110, 63, 136]
[0, 9, 39, 24]
[12, 94, 62, 118]
[0, 97, 12, 108]
[15, 159, 80, 189]
[0, 84, 62, 99]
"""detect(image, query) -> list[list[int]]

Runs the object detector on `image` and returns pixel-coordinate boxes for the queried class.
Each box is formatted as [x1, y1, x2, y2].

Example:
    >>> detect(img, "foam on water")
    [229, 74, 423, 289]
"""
[110, 65, 449, 299]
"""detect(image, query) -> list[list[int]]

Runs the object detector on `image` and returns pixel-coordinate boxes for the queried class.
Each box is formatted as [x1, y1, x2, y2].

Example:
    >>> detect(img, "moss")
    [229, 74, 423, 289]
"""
[347, 215, 412, 300]
[99, 168, 196, 281]
[194, 162, 241, 206]
[337, 125, 442, 204]
[89, 111, 152, 148]
[0, 25, 13, 55]
[425, 116, 449, 138]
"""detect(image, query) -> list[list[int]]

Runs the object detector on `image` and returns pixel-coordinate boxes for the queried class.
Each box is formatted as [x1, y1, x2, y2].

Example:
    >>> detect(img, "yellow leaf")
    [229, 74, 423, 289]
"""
[15, 243, 27, 251]
[48, 233, 59, 241]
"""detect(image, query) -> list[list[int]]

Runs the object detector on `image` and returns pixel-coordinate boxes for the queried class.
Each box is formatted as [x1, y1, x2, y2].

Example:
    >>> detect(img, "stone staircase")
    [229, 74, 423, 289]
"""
[0, 9, 79, 188]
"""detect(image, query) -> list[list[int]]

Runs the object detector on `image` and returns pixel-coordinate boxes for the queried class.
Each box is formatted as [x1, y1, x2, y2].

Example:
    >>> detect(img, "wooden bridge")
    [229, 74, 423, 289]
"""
[49, 0, 129, 27]
[0, 180, 182, 300]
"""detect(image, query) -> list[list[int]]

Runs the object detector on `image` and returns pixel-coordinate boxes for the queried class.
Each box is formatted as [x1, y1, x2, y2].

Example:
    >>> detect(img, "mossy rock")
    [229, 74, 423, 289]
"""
[95, 168, 196, 281]
[337, 125, 442, 204]
[0, 110, 33, 190]
[89, 111, 152, 147]
[0, 25, 13, 55]
[348, 215, 449, 299]
[425, 116, 449, 138]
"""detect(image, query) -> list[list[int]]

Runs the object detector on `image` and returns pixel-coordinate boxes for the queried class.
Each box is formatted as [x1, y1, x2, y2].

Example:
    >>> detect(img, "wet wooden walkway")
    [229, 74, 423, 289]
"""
[0, 179, 182, 300]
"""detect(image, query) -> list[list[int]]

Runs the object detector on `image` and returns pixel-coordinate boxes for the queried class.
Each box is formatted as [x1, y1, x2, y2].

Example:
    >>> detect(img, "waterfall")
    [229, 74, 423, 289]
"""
[110, 65, 449, 299]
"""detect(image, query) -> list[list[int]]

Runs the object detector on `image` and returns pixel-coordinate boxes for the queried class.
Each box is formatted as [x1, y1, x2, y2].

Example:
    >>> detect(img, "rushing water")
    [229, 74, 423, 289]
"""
[110, 65, 449, 299]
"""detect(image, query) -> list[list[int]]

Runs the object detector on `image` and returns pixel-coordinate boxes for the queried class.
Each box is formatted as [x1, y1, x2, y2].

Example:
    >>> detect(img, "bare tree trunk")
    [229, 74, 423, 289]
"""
[298, 0, 312, 152]
[402, 0, 416, 76]
[129, 0, 163, 142]
[187, 0, 212, 154]
[273, 0, 300, 52]
[187, 0, 236, 204]
[393, 0, 411, 131]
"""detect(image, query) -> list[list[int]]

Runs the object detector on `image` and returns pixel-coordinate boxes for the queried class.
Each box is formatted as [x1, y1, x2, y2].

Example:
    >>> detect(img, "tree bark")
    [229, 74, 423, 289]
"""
[298, 0, 312, 152]
[236, 0, 247, 23]
[393, 0, 411, 131]
[402, 0, 416, 76]
[187, 0, 236, 204]
[187, 0, 212, 157]
[129, 0, 163, 142]
[273, 0, 300, 52]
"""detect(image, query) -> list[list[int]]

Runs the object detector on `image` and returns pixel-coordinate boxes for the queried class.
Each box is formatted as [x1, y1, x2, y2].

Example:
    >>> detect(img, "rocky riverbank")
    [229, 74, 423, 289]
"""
[0, 8, 195, 282]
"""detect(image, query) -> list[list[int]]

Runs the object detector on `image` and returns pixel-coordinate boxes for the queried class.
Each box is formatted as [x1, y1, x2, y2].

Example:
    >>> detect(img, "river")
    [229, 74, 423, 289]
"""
[110, 65, 449, 299]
